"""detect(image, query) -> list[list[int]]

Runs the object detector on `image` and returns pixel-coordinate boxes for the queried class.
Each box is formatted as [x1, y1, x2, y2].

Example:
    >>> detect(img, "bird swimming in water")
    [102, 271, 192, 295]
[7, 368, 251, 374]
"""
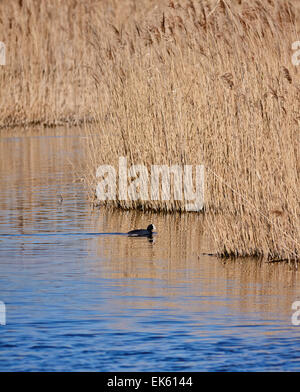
[127, 224, 156, 237]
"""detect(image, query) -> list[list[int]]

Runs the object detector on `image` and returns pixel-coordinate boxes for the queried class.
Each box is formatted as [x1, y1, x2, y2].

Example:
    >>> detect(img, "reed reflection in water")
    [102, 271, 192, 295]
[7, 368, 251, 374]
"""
[0, 129, 299, 371]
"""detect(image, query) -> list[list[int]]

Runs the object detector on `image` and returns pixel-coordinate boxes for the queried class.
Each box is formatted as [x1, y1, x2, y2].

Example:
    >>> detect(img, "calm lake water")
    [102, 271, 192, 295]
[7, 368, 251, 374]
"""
[0, 128, 300, 371]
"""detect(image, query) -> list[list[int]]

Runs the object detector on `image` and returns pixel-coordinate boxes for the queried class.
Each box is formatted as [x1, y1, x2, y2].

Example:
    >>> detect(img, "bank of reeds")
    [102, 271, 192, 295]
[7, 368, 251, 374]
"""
[85, 0, 300, 261]
[1, 1, 299, 261]
[0, 0, 181, 128]
[0, 0, 85, 126]
[0, 0, 143, 127]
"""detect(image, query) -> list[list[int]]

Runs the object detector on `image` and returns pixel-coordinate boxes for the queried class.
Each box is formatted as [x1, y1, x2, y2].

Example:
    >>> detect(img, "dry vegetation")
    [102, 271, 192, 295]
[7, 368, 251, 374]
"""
[0, 0, 166, 127]
[0, 0, 299, 261]
[85, 0, 300, 262]
[0, 0, 96, 127]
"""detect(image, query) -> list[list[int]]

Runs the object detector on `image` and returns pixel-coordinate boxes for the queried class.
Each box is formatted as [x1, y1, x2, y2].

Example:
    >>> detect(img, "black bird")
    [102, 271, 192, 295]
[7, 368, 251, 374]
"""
[128, 224, 156, 237]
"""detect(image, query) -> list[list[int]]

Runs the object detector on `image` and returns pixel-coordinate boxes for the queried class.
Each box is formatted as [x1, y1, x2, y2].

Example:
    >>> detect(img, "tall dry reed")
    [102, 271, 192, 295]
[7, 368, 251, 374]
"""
[85, 0, 300, 261]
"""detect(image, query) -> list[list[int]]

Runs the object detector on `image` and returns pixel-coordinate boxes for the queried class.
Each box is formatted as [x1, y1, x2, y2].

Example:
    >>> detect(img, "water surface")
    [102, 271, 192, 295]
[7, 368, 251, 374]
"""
[0, 128, 300, 371]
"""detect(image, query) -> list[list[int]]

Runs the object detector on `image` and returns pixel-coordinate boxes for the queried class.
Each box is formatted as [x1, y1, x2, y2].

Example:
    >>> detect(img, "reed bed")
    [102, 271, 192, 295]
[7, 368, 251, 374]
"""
[0, 0, 173, 128]
[0, 0, 106, 127]
[1, 0, 299, 261]
[85, 0, 300, 261]
[0, 0, 85, 127]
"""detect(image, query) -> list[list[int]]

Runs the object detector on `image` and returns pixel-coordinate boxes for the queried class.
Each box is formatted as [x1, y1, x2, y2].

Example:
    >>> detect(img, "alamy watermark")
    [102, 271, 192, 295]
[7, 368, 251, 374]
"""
[292, 41, 300, 66]
[291, 301, 300, 326]
[0, 301, 6, 325]
[0, 42, 5, 66]
[96, 157, 204, 211]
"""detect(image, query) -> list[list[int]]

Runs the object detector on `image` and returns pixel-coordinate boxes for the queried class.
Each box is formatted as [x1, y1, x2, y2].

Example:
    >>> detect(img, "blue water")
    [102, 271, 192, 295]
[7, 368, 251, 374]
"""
[0, 129, 300, 371]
